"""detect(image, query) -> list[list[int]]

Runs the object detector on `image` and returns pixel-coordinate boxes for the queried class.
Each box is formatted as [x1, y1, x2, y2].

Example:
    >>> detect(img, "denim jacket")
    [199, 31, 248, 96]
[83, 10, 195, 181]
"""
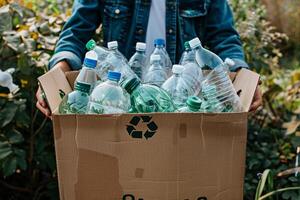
[49, 0, 249, 71]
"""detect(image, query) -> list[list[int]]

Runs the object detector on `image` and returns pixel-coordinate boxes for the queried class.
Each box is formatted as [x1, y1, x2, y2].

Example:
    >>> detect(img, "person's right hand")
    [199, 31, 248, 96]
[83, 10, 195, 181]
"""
[36, 61, 71, 117]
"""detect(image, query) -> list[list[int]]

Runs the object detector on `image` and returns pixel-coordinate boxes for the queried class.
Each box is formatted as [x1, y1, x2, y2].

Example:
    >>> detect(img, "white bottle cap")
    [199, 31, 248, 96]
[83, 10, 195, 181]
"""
[107, 41, 118, 49]
[150, 54, 161, 62]
[189, 37, 201, 49]
[85, 50, 98, 60]
[172, 65, 184, 74]
[136, 42, 146, 51]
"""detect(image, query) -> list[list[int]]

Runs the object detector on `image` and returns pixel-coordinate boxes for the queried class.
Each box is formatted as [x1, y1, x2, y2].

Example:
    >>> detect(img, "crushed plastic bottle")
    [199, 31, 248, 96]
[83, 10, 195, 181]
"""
[144, 54, 168, 87]
[189, 37, 224, 69]
[59, 81, 91, 114]
[180, 41, 203, 95]
[201, 64, 242, 112]
[162, 65, 194, 108]
[123, 77, 176, 113]
[96, 41, 136, 84]
[129, 42, 147, 79]
[75, 50, 98, 92]
[177, 96, 202, 112]
[0, 68, 19, 94]
[87, 71, 130, 114]
[150, 38, 172, 76]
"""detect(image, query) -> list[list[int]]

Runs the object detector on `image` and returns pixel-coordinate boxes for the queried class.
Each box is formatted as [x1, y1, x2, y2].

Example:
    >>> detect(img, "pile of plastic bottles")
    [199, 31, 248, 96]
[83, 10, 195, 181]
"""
[59, 37, 243, 114]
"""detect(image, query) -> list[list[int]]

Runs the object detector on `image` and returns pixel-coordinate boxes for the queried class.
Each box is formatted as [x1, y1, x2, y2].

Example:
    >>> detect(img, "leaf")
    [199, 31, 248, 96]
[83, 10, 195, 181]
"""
[6, 129, 24, 144]
[16, 155, 27, 171]
[0, 147, 13, 160]
[0, 5, 13, 34]
[2, 156, 17, 177]
[255, 169, 271, 200]
[283, 117, 300, 135]
[0, 102, 18, 127]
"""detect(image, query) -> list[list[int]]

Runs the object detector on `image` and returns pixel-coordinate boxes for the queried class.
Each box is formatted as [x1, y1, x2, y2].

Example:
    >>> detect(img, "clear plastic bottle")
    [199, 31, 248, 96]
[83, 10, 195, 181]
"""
[96, 41, 136, 84]
[189, 37, 224, 69]
[162, 65, 193, 108]
[75, 50, 98, 92]
[123, 77, 176, 113]
[151, 38, 172, 76]
[144, 54, 168, 87]
[86, 39, 109, 64]
[129, 42, 147, 79]
[59, 81, 91, 114]
[177, 96, 202, 113]
[180, 41, 203, 95]
[87, 71, 130, 114]
[201, 64, 242, 112]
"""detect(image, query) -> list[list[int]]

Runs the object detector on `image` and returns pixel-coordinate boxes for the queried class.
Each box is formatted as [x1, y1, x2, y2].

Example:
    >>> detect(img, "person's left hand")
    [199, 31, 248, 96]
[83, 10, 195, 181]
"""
[249, 86, 262, 112]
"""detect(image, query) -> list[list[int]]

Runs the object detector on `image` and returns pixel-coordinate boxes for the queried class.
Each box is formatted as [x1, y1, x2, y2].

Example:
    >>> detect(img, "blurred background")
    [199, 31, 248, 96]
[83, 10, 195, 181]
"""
[0, 0, 299, 199]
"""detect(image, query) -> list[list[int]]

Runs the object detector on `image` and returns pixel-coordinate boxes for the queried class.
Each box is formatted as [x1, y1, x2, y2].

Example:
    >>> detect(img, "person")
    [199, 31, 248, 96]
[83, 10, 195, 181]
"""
[36, 0, 262, 116]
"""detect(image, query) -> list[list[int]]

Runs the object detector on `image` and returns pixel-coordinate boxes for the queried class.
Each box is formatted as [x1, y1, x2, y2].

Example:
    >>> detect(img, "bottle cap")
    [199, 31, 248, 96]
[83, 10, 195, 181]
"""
[186, 96, 202, 110]
[108, 71, 121, 82]
[189, 37, 201, 49]
[184, 41, 190, 50]
[172, 65, 184, 74]
[150, 54, 161, 62]
[86, 39, 96, 51]
[136, 42, 146, 51]
[83, 50, 98, 68]
[154, 38, 165, 46]
[107, 41, 118, 49]
[123, 77, 141, 94]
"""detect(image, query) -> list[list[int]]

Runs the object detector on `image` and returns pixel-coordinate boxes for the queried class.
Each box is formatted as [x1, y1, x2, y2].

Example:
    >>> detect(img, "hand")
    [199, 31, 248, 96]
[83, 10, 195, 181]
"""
[249, 86, 262, 112]
[36, 61, 70, 117]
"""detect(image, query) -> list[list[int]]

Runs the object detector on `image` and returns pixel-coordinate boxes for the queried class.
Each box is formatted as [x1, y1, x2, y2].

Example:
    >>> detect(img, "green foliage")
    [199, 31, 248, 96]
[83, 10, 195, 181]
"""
[0, 0, 299, 200]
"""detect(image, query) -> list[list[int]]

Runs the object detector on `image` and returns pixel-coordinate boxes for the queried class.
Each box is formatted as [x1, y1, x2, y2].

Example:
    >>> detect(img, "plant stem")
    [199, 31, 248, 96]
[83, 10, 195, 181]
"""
[259, 187, 300, 200]
[0, 179, 32, 193]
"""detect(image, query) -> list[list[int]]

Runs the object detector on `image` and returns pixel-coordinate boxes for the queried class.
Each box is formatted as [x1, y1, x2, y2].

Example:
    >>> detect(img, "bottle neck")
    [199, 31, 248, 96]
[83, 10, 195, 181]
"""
[188, 105, 200, 112]
[155, 44, 165, 49]
[136, 49, 146, 54]
[107, 79, 119, 85]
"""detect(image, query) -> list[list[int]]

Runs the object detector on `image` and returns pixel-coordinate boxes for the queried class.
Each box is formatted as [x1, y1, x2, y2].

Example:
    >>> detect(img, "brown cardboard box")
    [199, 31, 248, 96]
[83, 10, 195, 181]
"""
[38, 68, 259, 200]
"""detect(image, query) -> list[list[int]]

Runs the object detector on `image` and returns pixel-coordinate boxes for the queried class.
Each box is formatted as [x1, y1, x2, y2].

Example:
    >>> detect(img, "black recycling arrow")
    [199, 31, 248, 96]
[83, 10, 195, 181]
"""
[126, 116, 158, 140]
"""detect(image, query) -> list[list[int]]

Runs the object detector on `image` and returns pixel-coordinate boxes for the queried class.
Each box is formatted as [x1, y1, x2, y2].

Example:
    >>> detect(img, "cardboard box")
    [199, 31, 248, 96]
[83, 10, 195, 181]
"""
[38, 68, 259, 200]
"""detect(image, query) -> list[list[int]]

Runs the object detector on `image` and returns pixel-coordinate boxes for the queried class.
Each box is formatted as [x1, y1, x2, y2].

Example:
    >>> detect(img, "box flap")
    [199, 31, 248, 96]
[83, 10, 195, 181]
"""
[233, 68, 260, 112]
[65, 71, 80, 90]
[38, 67, 72, 113]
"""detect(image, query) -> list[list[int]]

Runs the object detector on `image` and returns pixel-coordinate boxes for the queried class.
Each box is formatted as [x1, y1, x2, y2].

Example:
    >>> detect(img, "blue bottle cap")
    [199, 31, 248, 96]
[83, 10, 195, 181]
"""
[108, 71, 121, 82]
[154, 38, 165, 46]
[83, 58, 97, 69]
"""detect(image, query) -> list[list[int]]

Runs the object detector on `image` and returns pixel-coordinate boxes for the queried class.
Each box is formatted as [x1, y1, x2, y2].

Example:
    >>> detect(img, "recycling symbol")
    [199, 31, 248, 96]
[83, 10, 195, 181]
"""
[126, 116, 158, 139]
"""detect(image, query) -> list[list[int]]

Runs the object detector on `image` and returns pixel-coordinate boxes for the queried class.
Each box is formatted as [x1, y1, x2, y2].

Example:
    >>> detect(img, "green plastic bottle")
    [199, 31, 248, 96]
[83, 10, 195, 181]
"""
[177, 96, 202, 113]
[123, 78, 176, 113]
[59, 82, 91, 114]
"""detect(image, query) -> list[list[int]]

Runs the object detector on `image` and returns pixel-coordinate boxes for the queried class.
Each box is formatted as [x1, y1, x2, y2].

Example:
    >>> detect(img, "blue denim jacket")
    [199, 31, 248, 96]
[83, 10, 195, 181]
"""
[49, 0, 249, 72]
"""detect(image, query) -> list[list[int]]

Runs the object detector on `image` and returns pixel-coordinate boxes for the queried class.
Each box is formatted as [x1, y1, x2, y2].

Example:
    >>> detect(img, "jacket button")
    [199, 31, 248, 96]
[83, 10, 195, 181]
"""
[168, 28, 174, 34]
[115, 9, 120, 14]
[137, 29, 144, 35]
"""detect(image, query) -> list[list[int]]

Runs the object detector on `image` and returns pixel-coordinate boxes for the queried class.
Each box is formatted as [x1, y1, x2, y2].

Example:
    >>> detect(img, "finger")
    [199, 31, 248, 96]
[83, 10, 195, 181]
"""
[36, 88, 47, 108]
[36, 101, 51, 117]
[250, 98, 262, 112]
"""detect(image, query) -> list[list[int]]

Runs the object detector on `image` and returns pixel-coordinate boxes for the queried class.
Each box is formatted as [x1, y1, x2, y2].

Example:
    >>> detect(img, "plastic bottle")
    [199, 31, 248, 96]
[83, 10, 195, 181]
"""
[151, 38, 172, 76]
[75, 50, 98, 92]
[59, 81, 91, 114]
[123, 77, 176, 113]
[96, 41, 136, 84]
[0, 68, 19, 94]
[86, 39, 109, 64]
[129, 42, 147, 79]
[144, 55, 168, 87]
[180, 41, 203, 95]
[201, 64, 242, 112]
[189, 37, 224, 69]
[87, 71, 130, 114]
[162, 65, 194, 108]
[177, 96, 202, 112]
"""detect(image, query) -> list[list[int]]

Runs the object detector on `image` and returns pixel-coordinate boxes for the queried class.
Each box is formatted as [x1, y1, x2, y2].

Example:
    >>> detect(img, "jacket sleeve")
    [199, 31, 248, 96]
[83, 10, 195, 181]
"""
[204, 0, 249, 71]
[49, 0, 102, 70]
